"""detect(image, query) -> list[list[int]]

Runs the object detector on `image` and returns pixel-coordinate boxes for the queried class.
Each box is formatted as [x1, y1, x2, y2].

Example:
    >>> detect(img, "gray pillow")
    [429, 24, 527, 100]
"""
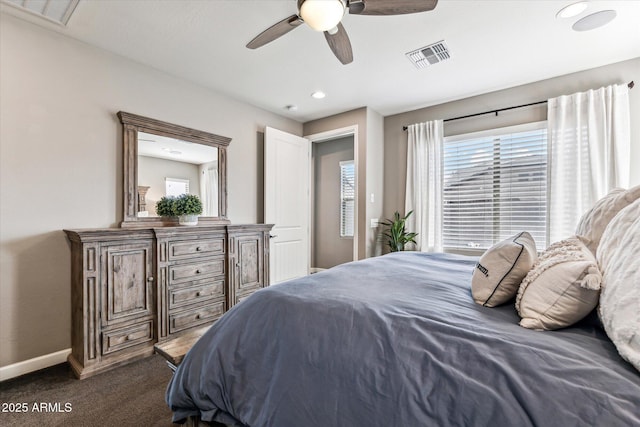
[471, 232, 537, 307]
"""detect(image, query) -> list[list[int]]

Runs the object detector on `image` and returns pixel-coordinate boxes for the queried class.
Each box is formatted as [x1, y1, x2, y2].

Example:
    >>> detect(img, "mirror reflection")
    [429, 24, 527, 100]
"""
[137, 131, 219, 217]
[118, 111, 230, 226]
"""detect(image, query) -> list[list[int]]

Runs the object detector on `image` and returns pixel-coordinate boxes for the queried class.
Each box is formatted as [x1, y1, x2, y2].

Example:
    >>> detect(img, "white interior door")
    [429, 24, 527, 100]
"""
[265, 127, 310, 284]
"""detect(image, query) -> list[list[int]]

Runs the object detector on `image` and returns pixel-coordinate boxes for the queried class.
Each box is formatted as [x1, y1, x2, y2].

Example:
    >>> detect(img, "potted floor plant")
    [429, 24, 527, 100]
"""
[381, 210, 418, 252]
[156, 194, 203, 226]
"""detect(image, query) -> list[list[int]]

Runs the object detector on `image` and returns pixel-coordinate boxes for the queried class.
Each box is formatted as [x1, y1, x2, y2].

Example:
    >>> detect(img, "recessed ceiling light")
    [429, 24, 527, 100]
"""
[572, 10, 617, 31]
[162, 147, 182, 155]
[311, 91, 326, 99]
[556, 1, 588, 19]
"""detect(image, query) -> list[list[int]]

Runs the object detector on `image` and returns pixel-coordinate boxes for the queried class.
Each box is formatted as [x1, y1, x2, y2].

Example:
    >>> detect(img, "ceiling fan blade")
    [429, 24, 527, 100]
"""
[324, 23, 353, 65]
[348, 0, 438, 15]
[246, 14, 304, 49]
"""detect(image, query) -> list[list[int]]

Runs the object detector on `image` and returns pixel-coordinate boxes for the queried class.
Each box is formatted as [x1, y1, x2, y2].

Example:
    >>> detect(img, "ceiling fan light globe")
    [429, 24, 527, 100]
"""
[300, 0, 345, 32]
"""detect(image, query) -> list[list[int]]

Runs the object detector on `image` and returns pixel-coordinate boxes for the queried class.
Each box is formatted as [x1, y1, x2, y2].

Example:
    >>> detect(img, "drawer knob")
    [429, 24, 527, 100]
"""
[196, 247, 201, 251]
[196, 269, 201, 274]
[124, 335, 130, 341]
[195, 314, 201, 319]
[147, 277, 154, 282]
[196, 292, 201, 297]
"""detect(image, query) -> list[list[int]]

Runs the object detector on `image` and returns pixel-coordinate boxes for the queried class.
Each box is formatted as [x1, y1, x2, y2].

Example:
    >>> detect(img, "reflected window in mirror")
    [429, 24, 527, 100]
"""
[165, 178, 190, 197]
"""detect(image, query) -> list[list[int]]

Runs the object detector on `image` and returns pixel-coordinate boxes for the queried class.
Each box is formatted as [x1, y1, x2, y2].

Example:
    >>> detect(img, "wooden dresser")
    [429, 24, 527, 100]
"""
[64, 224, 272, 379]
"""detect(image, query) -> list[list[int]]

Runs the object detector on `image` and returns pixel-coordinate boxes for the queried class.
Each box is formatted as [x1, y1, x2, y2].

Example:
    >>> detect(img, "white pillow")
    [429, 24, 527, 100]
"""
[471, 232, 537, 307]
[597, 198, 640, 372]
[575, 185, 640, 255]
[516, 236, 601, 331]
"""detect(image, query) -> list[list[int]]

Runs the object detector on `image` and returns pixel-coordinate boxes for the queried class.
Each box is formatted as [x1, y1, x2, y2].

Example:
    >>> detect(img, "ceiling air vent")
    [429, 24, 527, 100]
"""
[406, 41, 451, 69]
[1, 0, 79, 26]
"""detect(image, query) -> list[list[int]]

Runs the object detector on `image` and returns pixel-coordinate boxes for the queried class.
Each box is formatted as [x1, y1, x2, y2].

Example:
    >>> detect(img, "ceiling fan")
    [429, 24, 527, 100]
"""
[246, 0, 439, 65]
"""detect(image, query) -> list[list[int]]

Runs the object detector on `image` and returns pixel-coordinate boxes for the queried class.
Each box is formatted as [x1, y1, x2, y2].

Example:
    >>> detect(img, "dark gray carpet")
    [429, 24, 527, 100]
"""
[0, 354, 177, 426]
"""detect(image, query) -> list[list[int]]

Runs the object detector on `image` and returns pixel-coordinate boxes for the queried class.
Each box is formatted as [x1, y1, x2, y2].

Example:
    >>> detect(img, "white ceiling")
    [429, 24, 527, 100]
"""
[3, 0, 640, 122]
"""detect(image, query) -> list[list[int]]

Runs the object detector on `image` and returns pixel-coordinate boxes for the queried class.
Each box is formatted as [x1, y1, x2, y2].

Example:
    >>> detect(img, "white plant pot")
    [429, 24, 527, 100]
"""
[178, 214, 198, 226]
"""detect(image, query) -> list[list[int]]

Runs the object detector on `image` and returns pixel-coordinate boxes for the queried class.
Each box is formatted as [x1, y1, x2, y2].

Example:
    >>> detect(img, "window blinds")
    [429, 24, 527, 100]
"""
[340, 161, 355, 237]
[442, 123, 547, 251]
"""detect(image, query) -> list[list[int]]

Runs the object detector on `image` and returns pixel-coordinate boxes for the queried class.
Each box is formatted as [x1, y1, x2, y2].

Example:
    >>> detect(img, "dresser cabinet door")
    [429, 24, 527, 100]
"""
[231, 233, 265, 301]
[101, 241, 154, 326]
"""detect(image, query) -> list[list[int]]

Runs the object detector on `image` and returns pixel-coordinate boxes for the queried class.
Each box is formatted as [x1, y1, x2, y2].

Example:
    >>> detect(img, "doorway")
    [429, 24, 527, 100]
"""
[310, 133, 356, 271]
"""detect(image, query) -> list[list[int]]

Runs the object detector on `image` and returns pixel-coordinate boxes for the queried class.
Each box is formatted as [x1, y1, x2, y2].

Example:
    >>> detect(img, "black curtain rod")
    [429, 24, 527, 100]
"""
[402, 80, 635, 131]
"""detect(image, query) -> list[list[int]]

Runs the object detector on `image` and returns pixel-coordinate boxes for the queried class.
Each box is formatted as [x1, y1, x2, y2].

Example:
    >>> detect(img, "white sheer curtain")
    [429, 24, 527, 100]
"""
[547, 84, 630, 243]
[405, 120, 444, 252]
[199, 162, 219, 217]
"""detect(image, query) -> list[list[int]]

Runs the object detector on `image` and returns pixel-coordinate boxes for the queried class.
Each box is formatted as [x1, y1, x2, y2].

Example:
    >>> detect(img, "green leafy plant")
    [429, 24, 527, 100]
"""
[155, 194, 203, 217]
[381, 210, 418, 252]
[174, 193, 203, 216]
[156, 196, 178, 217]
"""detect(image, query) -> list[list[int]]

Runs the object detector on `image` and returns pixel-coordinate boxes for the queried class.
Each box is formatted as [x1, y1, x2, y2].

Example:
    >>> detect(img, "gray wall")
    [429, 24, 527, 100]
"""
[383, 58, 640, 224]
[0, 14, 302, 367]
[313, 137, 354, 269]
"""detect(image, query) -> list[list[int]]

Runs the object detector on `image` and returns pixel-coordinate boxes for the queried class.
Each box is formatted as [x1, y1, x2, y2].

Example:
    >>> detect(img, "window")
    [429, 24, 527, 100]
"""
[443, 122, 547, 251]
[165, 177, 189, 197]
[339, 161, 355, 237]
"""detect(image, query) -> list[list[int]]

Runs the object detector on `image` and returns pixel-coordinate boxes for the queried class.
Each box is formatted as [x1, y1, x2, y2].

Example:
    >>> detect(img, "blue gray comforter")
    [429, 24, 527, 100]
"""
[166, 252, 640, 426]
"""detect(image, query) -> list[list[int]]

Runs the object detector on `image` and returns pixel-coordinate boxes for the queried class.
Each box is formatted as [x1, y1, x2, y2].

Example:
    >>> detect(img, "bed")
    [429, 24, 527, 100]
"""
[166, 249, 640, 426]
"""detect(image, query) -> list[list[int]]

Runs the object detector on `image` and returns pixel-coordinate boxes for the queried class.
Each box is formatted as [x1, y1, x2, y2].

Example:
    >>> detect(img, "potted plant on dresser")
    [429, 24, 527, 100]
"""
[156, 193, 203, 226]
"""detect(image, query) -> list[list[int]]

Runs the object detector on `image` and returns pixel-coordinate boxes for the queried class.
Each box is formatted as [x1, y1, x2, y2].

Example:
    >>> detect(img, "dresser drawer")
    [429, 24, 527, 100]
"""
[169, 301, 226, 334]
[168, 279, 225, 310]
[168, 238, 225, 260]
[102, 320, 154, 355]
[169, 259, 225, 284]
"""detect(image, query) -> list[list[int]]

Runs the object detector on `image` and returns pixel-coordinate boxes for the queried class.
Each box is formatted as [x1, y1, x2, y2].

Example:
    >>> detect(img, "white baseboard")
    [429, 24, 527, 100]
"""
[0, 348, 70, 382]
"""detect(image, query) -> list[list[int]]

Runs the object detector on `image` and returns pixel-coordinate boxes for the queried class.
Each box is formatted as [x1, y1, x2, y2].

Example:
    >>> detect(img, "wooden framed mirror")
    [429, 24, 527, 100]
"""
[118, 112, 230, 227]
